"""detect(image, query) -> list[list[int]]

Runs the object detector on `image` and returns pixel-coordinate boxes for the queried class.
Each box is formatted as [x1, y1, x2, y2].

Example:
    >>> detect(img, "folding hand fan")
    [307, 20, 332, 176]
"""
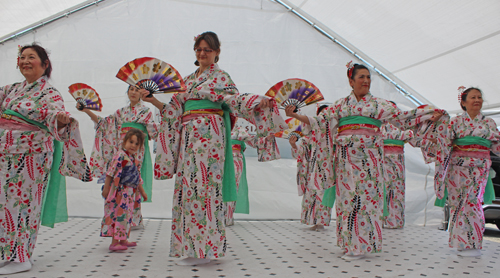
[68, 83, 103, 111]
[274, 118, 304, 139]
[116, 57, 187, 97]
[265, 78, 324, 111]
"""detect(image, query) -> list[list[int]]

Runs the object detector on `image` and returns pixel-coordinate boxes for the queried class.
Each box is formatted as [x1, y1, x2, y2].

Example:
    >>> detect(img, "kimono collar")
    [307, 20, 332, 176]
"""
[122, 148, 136, 160]
[348, 91, 372, 104]
[462, 111, 483, 121]
[22, 75, 47, 89]
[195, 63, 219, 80]
[129, 101, 143, 110]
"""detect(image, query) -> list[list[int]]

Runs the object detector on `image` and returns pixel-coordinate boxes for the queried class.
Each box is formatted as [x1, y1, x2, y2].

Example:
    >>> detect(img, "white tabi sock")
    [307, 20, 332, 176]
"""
[457, 249, 481, 257]
[342, 254, 365, 261]
[176, 257, 211, 266]
[0, 261, 32, 274]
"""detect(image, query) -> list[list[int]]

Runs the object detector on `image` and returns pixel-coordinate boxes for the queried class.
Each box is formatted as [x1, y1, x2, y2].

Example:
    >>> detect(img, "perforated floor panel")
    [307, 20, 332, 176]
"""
[9, 218, 500, 278]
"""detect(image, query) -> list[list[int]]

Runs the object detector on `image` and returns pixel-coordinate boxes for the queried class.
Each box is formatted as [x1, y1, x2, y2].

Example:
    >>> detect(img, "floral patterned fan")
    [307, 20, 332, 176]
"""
[265, 78, 324, 111]
[68, 83, 103, 111]
[116, 57, 187, 97]
[274, 118, 304, 139]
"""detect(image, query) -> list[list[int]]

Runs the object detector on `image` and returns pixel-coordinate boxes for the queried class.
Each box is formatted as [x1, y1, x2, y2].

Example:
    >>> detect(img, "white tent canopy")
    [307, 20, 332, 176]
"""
[2, 0, 495, 224]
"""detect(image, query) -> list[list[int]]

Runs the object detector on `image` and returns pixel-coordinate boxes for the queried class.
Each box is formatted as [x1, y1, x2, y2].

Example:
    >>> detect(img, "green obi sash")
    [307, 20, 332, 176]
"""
[322, 146, 336, 208]
[121, 122, 152, 203]
[384, 139, 404, 146]
[454, 136, 491, 148]
[3, 109, 66, 228]
[184, 99, 236, 202]
[338, 116, 382, 128]
[232, 139, 249, 214]
[435, 136, 494, 207]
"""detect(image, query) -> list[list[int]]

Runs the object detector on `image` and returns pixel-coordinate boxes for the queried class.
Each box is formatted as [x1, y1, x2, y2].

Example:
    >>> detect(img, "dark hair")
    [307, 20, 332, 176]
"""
[19, 43, 52, 78]
[316, 105, 329, 115]
[122, 128, 145, 150]
[460, 87, 482, 111]
[194, 31, 221, 66]
[348, 63, 369, 80]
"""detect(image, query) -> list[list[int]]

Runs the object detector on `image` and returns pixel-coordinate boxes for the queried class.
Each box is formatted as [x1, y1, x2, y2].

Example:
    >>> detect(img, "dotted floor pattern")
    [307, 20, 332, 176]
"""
[9, 218, 500, 278]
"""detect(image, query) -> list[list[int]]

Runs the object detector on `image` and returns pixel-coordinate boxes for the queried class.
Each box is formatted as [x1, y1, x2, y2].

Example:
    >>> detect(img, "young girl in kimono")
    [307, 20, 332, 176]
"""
[141, 31, 285, 265]
[78, 85, 158, 230]
[422, 87, 500, 257]
[101, 128, 148, 251]
[285, 63, 440, 260]
[289, 105, 333, 231]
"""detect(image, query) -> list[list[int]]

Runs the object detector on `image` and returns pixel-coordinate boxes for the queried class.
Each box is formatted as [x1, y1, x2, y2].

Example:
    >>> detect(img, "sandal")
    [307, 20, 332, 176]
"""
[109, 243, 127, 251]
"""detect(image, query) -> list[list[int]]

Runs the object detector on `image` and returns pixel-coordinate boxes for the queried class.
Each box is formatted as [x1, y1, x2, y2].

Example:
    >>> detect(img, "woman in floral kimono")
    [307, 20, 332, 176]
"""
[289, 105, 333, 231]
[422, 87, 500, 257]
[141, 32, 285, 265]
[381, 122, 418, 229]
[285, 63, 439, 260]
[225, 125, 279, 226]
[0, 44, 91, 274]
[79, 86, 158, 229]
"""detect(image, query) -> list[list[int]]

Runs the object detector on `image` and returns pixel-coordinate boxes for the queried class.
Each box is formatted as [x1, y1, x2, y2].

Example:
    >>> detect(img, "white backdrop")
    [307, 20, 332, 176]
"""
[0, 0, 443, 225]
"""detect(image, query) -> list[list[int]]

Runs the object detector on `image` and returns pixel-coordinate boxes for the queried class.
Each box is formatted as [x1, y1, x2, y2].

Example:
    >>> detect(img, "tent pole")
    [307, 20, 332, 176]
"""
[273, 0, 431, 107]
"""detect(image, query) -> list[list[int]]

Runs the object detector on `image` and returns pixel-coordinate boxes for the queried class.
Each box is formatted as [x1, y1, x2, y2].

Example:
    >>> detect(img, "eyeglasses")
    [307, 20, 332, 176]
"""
[194, 48, 214, 53]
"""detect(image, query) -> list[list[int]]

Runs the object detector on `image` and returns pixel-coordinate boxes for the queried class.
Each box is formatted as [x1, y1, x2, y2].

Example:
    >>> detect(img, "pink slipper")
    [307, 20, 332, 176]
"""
[109, 243, 127, 251]
[122, 241, 137, 247]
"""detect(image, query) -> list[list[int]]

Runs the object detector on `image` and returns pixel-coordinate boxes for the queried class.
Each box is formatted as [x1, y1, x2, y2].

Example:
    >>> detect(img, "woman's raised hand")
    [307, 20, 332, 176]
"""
[431, 109, 444, 122]
[256, 97, 271, 110]
[289, 134, 298, 149]
[57, 112, 70, 124]
[285, 105, 298, 118]
[139, 88, 154, 102]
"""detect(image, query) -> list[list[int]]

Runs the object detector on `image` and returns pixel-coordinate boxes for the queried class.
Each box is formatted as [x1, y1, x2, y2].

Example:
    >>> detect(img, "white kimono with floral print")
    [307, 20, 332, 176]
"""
[422, 112, 500, 249]
[304, 92, 436, 255]
[224, 126, 280, 226]
[0, 76, 91, 262]
[155, 64, 286, 259]
[292, 136, 333, 226]
[381, 123, 416, 229]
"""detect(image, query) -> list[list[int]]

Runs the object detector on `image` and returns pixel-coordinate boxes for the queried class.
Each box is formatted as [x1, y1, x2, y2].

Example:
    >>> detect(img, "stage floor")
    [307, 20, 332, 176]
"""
[12, 218, 500, 278]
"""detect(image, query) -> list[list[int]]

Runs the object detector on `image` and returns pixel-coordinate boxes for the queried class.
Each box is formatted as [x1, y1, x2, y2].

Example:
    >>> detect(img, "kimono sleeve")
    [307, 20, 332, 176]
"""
[106, 152, 124, 179]
[294, 138, 310, 196]
[144, 109, 159, 140]
[487, 118, 500, 156]
[38, 87, 92, 181]
[90, 113, 119, 178]
[245, 134, 281, 162]
[154, 93, 184, 179]
[224, 92, 287, 137]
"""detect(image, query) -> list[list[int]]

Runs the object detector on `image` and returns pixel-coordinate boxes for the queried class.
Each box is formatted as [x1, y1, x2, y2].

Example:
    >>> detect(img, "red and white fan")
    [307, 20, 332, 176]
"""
[68, 83, 103, 111]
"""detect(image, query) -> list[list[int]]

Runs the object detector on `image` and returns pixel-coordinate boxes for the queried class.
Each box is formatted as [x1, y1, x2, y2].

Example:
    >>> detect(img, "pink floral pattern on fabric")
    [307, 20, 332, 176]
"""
[90, 102, 158, 226]
[101, 150, 142, 240]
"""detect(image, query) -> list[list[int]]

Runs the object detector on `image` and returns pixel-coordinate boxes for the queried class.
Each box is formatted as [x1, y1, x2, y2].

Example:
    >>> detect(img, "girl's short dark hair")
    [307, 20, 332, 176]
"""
[19, 43, 52, 78]
[122, 128, 145, 149]
[194, 31, 221, 66]
[460, 87, 482, 111]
